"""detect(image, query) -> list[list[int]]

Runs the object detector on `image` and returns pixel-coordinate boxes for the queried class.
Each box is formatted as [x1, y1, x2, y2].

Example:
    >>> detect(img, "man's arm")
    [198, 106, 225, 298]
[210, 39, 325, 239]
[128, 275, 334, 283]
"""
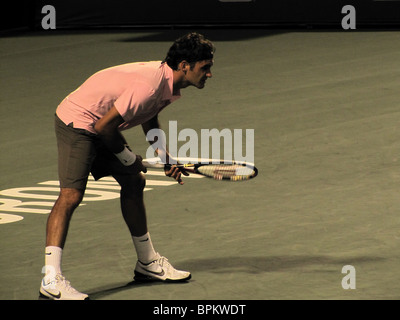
[94, 106, 126, 153]
[141, 115, 170, 164]
[142, 115, 188, 184]
[94, 106, 145, 172]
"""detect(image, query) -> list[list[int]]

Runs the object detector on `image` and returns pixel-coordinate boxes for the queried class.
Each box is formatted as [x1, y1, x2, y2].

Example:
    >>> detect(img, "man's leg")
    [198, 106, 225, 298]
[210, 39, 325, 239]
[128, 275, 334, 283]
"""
[40, 187, 89, 300]
[113, 173, 191, 282]
[113, 173, 158, 264]
[46, 188, 84, 248]
[113, 173, 148, 237]
[40, 116, 93, 300]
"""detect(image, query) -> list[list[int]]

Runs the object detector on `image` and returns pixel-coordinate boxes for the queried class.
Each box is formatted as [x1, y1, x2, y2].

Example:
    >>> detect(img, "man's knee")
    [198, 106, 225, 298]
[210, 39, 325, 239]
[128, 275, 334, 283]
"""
[58, 188, 85, 209]
[117, 173, 146, 195]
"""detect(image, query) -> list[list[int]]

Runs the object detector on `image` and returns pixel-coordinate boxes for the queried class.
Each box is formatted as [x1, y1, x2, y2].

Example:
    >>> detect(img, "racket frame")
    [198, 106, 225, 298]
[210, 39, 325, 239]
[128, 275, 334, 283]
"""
[142, 160, 258, 181]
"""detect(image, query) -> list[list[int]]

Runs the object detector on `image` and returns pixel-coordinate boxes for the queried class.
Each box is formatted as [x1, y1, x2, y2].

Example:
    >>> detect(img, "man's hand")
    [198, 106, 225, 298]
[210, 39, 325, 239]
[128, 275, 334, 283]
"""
[164, 165, 189, 185]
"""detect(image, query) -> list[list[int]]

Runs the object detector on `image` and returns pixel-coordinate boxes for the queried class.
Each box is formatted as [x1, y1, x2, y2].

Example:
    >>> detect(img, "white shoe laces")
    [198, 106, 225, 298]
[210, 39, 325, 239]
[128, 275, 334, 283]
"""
[55, 274, 78, 293]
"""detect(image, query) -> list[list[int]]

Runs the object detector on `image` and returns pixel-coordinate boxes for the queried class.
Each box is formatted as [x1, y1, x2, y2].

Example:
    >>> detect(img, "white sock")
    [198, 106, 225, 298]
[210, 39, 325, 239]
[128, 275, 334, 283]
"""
[132, 232, 157, 264]
[44, 246, 62, 277]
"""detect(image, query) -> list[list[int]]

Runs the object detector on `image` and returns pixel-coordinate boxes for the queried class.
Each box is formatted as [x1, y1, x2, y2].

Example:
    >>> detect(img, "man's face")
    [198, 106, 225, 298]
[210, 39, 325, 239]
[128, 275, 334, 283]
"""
[185, 59, 213, 89]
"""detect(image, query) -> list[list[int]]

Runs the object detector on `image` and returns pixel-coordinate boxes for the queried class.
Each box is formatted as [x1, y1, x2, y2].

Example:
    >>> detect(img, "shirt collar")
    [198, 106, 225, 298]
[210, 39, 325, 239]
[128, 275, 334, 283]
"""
[162, 62, 181, 103]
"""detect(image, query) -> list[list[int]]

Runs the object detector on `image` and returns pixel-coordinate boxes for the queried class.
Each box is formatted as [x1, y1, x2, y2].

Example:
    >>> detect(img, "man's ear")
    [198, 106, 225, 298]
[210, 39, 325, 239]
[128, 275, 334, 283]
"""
[178, 60, 189, 74]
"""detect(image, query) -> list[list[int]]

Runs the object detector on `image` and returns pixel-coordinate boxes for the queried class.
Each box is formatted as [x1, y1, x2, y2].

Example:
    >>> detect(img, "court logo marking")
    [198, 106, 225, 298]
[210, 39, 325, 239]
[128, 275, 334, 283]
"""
[0, 168, 203, 225]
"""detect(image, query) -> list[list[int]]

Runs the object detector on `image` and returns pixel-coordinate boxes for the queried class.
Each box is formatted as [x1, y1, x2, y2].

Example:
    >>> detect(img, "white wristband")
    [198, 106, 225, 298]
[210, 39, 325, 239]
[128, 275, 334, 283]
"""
[114, 146, 136, 166]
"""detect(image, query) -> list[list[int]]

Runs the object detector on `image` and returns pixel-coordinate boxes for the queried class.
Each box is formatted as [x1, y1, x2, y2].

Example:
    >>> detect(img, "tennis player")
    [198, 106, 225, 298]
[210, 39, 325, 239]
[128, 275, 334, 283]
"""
[39, 32, 215, 300]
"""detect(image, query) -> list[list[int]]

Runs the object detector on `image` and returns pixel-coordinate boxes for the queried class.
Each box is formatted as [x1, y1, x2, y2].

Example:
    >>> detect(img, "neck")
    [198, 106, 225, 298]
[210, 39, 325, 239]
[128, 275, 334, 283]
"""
[172, 70, 190, 95]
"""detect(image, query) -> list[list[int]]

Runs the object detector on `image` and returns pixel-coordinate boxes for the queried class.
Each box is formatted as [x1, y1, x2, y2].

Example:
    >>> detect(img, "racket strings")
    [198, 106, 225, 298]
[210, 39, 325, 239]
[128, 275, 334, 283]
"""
[197, 164, 256, 181]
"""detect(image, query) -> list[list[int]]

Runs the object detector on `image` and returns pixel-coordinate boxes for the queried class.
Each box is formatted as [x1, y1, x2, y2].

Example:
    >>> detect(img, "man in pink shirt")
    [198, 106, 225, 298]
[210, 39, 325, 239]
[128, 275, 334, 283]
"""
[39, 33, 215, 300]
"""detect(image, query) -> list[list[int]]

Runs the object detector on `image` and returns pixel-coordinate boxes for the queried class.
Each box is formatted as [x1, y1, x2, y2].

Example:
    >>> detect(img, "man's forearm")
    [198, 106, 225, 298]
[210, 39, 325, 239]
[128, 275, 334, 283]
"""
[142, 116, 175, 164]
[97, 127, 127, 154]
[94, 105, 127, 154]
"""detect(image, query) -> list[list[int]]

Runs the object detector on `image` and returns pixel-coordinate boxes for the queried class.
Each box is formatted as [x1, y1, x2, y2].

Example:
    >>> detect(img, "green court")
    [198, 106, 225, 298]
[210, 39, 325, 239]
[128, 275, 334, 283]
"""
[1, 28, 400, 300]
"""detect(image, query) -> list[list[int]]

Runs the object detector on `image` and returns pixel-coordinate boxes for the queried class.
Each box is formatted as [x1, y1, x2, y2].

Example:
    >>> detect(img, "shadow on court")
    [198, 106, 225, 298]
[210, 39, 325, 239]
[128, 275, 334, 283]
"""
[86, 254, 384, 299]
[180, 255, 385, 274]
[87, 280, 190, 300]
[0, 27, 289, 42]
[115, 28, 289, 42]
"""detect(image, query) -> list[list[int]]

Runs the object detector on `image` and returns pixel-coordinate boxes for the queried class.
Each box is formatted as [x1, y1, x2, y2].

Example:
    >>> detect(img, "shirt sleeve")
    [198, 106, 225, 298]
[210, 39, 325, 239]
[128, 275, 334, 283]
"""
[114, 83, 156, 122]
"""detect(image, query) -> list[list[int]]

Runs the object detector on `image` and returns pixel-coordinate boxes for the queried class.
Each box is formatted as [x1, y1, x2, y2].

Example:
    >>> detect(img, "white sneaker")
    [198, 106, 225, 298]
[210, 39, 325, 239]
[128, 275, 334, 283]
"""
[134, 253, 191, 282]
[39, 273, 89, 300]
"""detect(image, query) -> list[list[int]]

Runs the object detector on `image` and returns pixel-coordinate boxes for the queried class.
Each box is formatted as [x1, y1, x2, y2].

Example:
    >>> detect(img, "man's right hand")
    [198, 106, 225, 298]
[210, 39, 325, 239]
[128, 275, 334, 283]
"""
[164, 164, 189, 185]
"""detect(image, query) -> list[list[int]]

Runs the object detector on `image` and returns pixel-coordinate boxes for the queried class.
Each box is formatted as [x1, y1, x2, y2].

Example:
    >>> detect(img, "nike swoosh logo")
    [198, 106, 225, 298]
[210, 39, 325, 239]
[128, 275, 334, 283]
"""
[43, 288, 61, 299]
[139, 238, 149, 242]
[141, 267, 165, 277]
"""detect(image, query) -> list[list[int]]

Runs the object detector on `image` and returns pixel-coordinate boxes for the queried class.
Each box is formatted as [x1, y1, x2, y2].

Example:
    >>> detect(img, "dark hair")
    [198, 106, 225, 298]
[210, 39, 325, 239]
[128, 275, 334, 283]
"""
[163, 32, 215, 70]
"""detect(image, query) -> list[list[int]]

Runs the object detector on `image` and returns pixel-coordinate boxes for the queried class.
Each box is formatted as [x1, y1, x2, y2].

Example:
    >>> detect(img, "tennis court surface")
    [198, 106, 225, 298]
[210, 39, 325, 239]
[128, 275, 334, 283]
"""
[1, 28, 400, 300]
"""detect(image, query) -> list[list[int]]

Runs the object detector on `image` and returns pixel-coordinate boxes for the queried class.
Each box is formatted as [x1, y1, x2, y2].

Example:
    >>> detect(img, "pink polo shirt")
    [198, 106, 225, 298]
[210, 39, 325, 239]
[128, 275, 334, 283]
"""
[56, 61, 180, 134]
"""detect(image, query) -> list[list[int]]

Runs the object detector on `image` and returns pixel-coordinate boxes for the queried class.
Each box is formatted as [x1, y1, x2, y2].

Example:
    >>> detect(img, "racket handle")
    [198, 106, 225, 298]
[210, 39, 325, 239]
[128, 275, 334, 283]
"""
[142, 161, 196, 174]
[142, 161, 165, 169]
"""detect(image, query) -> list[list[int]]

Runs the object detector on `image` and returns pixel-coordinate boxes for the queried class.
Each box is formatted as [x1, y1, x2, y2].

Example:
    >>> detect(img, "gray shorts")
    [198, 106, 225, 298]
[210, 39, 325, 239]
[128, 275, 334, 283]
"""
[55, 115, 138, 190]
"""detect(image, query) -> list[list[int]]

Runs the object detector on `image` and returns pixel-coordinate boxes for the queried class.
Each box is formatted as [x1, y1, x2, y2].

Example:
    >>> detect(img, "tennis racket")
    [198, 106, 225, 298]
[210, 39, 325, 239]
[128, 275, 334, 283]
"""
[142, 160, 258, 181]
